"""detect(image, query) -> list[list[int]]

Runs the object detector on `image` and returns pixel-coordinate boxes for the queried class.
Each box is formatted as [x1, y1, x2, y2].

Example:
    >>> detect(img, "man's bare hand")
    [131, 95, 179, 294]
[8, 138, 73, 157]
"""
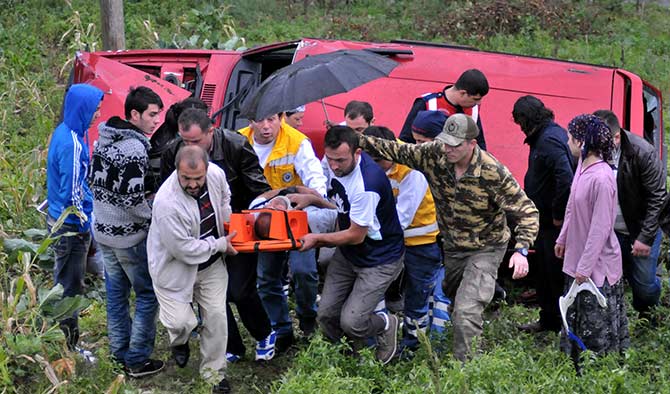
[225, 231, 238, 256]
[509, 252, 529, 280]
[554, 243, 565, 259]
[552, 218, 563, 227]
[287, 193, 315, 210]
[294, 185, 322, 197]
[631, 240, 651, 257]
[300, 233, 320, 251]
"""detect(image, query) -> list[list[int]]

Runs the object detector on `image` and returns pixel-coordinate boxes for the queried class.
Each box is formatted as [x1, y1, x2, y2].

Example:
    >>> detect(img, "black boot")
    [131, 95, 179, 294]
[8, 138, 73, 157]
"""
[171, 342, 190, 368]
[59, 317, 79, 351]
[212, 378, 232, 394]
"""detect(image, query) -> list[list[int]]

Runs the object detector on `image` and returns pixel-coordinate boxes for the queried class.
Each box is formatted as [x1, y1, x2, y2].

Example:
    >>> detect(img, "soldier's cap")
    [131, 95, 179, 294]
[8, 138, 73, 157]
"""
[435, 113, 479, 146]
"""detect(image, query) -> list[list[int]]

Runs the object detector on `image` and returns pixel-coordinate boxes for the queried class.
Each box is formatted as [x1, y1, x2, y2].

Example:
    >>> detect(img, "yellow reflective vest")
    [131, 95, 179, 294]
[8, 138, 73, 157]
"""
[239, 122, 306, 190]
[387, 163, 439, 246]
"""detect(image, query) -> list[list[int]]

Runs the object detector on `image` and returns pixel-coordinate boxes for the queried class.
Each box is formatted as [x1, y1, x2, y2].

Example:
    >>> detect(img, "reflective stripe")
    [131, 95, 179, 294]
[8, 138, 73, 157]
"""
[404, 222, 439, 238]
[433, 300, 450, 312]
[426, 97, 438, 111]
[405, 325, 427, 337]
[404, 314, 430, 327]
[431, 316, 449, 327]
[267, 154, 297, 167]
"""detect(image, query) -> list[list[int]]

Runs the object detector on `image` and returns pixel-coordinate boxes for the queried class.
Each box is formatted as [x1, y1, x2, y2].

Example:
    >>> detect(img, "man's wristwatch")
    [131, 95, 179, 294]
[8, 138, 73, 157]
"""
[515, 247, 529, 257]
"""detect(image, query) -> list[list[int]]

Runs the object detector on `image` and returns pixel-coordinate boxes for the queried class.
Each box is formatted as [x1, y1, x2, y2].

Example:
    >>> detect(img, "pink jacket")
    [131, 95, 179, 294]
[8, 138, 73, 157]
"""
[556, 160, 622, 287]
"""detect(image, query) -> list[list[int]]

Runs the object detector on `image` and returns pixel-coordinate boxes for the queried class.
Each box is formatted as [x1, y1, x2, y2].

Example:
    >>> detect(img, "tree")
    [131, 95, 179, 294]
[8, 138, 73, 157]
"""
[100, 0, 125, 50]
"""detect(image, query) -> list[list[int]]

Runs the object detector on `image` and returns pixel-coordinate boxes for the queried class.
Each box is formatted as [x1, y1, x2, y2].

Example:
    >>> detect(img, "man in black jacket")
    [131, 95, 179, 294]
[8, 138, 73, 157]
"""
[513, 96, 574, 333]
[161, 106, 277, 361]
[594, 110, 666, 317]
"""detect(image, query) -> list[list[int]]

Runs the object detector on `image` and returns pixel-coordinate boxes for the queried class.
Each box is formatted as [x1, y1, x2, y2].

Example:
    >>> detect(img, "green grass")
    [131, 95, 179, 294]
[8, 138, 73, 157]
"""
[3, 0, 670, 393]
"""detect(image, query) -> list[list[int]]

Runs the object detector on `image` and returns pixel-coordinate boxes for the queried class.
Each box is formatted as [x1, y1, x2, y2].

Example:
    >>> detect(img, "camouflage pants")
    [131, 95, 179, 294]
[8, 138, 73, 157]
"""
[442, 247, 506, 361]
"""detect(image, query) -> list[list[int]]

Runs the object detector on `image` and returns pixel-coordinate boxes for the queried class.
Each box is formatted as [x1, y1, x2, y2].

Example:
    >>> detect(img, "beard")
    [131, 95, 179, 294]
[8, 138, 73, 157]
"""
[182, 181, 206, 198]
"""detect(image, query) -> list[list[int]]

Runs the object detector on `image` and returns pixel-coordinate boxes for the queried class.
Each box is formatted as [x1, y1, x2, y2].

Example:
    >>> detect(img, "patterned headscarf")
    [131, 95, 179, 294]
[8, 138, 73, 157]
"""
[567, 114, 615, 162]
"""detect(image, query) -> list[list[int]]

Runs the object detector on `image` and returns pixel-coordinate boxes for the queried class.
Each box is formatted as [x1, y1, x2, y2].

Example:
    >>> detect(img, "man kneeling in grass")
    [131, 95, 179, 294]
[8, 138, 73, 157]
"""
[300, 126, 405, 364]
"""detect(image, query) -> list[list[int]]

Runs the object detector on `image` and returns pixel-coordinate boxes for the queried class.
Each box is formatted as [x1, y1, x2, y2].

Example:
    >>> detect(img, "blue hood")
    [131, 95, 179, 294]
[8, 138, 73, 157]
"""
[62, 84, 104, 136]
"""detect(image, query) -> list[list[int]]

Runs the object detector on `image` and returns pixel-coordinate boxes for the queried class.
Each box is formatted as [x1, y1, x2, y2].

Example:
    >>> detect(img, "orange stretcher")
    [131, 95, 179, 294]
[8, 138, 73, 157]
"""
[225, 209, 309, 253]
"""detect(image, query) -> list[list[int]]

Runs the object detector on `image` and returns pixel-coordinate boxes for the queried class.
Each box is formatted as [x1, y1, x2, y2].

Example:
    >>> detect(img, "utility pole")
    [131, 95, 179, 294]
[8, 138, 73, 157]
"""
[100, 0, 125, 50]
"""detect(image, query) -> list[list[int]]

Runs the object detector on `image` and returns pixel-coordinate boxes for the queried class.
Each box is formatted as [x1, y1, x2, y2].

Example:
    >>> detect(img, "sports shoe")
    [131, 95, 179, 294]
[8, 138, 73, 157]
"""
[255, 330, 277, 361]
[226, 353, 241, 363]
[127, 359, 165, 378]
[212, 378, 232, 394]
[375, 313, 398, 365]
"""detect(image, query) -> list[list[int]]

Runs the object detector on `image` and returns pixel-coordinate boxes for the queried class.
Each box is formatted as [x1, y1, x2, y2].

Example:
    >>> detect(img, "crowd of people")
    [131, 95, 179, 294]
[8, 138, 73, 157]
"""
[46, 68, 668, 393]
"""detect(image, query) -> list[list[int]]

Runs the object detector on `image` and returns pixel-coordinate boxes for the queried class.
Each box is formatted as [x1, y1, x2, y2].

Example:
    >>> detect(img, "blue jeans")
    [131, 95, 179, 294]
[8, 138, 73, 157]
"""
[257, 249, 318, 337]
[401, 242, 443, 350]
[48, 218, 91, 350]
[616, 230, 662, 313]
[100, 241, 158, 368]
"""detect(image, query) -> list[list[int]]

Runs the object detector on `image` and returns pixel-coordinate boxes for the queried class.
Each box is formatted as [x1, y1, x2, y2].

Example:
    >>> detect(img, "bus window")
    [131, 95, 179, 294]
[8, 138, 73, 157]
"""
[642, 84, 661, 148]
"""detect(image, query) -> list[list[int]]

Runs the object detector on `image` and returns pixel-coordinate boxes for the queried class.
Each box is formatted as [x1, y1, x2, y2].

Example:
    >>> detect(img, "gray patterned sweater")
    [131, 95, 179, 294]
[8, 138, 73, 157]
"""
[90, 117, 152, 248]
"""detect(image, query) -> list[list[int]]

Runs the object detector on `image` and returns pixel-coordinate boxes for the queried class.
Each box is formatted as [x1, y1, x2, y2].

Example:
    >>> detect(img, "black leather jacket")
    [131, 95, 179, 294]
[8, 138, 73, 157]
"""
[161, 127, 271, 212]
[616, 130, 666, 245]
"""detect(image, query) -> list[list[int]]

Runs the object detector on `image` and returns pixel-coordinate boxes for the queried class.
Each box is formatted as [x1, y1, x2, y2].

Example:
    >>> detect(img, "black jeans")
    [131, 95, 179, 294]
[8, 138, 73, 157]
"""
[225, 252, 272, 356]
[532, 225, 564, 331]
[48, 217, 91, 350]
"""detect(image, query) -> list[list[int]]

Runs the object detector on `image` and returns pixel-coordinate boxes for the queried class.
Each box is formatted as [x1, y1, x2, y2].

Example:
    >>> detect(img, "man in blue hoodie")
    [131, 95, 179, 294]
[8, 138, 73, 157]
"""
[47, 83, 103, 351]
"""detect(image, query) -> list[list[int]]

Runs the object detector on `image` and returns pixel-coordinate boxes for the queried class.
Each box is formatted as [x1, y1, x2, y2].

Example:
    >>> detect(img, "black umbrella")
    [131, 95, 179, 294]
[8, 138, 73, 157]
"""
[240, 49, 399, 121]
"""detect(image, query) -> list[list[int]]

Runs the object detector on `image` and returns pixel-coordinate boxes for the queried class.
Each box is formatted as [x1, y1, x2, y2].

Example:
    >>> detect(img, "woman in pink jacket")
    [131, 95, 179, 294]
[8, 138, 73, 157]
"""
[554, 114, 629, 364]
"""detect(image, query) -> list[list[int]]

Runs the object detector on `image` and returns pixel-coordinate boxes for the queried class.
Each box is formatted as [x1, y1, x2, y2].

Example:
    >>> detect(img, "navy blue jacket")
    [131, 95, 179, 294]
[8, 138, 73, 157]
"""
[523, 121, 574, 227]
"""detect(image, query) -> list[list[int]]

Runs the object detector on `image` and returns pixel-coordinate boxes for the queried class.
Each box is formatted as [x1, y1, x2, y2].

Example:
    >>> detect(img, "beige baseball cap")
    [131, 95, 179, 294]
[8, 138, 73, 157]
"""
[435, 113, 480, 146]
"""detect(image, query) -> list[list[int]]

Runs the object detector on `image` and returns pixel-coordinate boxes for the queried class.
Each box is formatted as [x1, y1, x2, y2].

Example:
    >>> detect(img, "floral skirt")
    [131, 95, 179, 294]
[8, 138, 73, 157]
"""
[559, 276, 630, 357]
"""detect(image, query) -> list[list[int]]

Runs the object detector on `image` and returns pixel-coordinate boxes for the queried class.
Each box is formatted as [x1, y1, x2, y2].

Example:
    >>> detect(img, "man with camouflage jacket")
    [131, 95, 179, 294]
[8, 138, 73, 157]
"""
[359, 114, 539, 361]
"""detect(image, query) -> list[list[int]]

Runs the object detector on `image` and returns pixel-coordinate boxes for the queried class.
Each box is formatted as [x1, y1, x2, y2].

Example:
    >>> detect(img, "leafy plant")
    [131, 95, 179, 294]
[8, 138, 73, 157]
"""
[132, 4, 246, 50]
[0, 207, 92, 393]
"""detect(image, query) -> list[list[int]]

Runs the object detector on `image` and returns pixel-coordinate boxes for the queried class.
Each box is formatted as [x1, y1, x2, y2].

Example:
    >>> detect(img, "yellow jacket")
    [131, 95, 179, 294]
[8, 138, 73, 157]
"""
[239, 123, 307, 190]
[387, 163, 439, 246]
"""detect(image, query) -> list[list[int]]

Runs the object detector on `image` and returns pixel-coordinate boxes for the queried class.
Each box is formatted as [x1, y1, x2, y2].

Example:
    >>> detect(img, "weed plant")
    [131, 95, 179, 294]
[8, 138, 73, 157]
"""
[2, 0, 670, 393]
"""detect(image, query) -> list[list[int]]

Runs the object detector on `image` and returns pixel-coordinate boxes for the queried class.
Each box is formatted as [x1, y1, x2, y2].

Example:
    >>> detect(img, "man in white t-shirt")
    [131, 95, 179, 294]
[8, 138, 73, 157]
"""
[300, 125, 405, 364]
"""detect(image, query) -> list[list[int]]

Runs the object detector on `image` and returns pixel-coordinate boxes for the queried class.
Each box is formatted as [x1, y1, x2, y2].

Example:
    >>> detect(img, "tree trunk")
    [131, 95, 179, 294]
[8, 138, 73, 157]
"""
[100, 0, 125, 50]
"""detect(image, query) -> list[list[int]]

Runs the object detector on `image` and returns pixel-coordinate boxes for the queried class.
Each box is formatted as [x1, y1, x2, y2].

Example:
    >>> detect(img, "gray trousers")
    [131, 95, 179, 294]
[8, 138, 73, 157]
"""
[155, 261, 228, 380]
[317, 248, 403, 341]
[443, 246, 506, 361]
